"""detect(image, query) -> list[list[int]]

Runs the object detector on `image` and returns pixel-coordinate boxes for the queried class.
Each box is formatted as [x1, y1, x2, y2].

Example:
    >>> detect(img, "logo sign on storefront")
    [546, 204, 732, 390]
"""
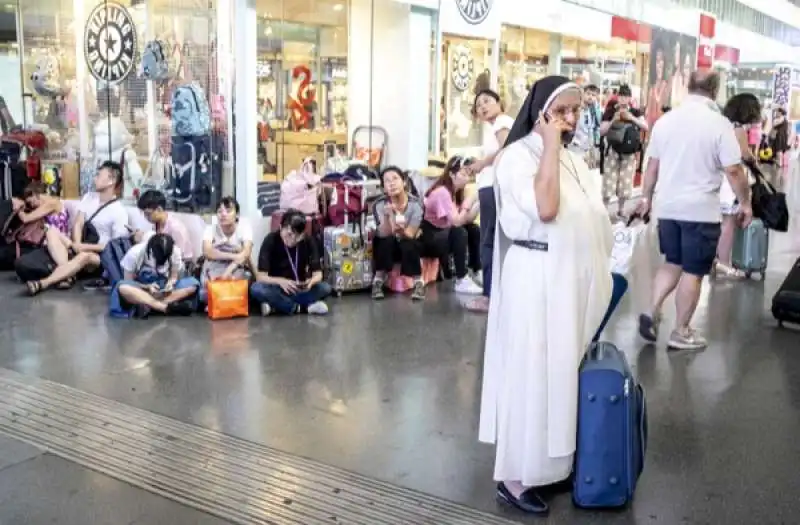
[84, 2, 138, 84]
[455, 0, 493, 25]
[451, 46, 474, 92]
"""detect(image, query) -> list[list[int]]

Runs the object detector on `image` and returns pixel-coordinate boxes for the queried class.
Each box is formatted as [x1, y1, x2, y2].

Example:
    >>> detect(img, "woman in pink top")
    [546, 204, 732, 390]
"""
[421, 156, 482, 295]
[747, 121, 762, 156]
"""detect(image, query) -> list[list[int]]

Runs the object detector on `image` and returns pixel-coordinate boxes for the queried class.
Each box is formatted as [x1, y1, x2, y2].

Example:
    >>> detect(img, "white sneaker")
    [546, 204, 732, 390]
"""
[454, 277, 482, 295]
[260, 303, 272, 317]
[307, 301, 329, 315]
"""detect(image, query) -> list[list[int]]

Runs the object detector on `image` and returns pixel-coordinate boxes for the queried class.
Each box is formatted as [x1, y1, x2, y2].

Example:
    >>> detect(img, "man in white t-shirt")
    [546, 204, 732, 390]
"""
[635, 71, 752, 350]
[25, 161, 130, 295]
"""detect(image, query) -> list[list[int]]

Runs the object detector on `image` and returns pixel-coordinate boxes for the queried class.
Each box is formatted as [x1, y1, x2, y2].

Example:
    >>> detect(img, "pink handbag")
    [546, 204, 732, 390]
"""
[387, 258, 440, 293]
[279, 158, 321, 214]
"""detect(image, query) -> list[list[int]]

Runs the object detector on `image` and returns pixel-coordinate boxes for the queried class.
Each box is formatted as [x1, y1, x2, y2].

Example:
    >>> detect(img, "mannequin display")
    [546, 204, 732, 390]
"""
[92, 116, 144, 201]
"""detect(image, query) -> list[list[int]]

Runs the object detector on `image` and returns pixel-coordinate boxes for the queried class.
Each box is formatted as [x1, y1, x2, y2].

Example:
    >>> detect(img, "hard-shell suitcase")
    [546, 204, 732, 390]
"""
[573, 342, 647, 509]
[772, 257, 800, 327]
[323, 222, 374, 296]
[730, 219, 769, 280]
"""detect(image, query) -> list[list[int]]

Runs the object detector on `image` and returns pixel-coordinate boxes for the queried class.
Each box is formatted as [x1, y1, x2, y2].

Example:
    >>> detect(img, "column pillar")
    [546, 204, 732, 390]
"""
[233, 0, 258, 216]
[548, 33, 562, 75]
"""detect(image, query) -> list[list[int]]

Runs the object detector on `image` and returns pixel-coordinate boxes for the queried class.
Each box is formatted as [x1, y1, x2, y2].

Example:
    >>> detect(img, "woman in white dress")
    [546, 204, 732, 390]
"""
[478, 76, 613, 515]
[464, 89, 514, 313]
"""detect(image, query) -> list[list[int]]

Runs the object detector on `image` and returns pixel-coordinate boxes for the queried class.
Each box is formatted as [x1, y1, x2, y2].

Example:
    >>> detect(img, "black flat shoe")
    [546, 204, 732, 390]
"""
[540, 474, 574, 495]
[496, 482, 549, 515]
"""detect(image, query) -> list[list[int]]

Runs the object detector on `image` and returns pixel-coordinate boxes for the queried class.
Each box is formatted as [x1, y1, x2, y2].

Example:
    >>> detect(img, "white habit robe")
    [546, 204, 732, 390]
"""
[478, 132, 613, 486]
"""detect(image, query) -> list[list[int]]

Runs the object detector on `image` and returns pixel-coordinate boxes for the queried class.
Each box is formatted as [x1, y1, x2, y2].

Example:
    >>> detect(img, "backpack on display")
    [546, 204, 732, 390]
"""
[140, 40, 172, 81]
[171, 83, 211, 137]
[606, 122, 641, 156]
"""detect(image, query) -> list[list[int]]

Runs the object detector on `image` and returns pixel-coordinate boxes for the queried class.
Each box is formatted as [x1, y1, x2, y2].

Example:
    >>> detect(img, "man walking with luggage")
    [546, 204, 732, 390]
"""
[636, 70, 752, 350]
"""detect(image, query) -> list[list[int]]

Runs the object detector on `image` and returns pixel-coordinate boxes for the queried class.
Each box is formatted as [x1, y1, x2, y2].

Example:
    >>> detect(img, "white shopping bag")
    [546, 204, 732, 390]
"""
[610, 217, 662, 312]
[610, 220, 647, 276]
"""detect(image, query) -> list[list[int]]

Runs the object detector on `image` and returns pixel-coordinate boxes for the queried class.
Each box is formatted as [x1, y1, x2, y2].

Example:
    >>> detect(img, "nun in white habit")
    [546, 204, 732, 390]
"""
[478, 76, 613, 515]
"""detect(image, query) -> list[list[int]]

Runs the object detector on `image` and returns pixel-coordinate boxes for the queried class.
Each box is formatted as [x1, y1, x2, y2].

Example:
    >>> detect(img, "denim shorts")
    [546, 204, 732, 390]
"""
[657, 219, 721, 276]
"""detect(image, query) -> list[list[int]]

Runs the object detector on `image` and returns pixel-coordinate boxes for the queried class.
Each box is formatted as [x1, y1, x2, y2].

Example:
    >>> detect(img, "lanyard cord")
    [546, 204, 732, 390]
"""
[283, 242, 299, 281]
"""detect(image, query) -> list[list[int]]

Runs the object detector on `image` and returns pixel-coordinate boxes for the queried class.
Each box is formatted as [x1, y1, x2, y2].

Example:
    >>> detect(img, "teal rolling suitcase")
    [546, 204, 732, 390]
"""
[731, 219, 769, 280]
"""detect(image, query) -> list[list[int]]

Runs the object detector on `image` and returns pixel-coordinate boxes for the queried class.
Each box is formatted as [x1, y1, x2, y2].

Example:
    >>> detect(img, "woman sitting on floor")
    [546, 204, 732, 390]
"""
[200, 196, 254, 303]
[371, 166, 426, 301]
[110, 233, 199, 318]
[421, 156, 482, 295]
[14, 182, 75, 288]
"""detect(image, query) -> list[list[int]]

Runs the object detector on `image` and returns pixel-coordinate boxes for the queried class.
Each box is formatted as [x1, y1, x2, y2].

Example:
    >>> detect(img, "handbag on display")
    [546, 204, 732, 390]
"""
[206, 278, 250, 320]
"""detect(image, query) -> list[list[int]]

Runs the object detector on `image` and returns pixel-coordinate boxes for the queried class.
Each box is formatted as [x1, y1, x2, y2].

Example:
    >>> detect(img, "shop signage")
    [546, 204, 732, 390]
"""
[84, 2, 138, 84]
[450, 46, 474, 92]
[696, 13, 715, 69]
[455, 0, 493, 25]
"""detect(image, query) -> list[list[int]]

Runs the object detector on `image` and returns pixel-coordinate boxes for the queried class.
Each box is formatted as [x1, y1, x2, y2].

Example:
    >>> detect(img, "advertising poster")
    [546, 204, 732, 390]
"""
[645, 26, 697, 126]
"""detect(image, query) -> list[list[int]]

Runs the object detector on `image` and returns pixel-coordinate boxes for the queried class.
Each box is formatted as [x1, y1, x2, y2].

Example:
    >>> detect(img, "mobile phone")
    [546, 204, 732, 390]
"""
[125, 224, 134, 231]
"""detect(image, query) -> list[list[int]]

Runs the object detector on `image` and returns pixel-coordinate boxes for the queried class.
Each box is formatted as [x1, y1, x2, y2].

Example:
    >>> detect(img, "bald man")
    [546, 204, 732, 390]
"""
[635, 70, 752, 351]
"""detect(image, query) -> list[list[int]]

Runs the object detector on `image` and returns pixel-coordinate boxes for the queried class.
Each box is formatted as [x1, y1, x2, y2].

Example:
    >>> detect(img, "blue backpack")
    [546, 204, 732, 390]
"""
[171, 83, 210, 137]
[140, 40, 171, 81]
[573, 341, 648, 509]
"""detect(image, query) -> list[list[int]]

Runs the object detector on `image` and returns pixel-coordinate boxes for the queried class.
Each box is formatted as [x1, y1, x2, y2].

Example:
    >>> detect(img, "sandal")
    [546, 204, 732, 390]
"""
[26, 281, 43, 296]
[56, 277, 76, 290]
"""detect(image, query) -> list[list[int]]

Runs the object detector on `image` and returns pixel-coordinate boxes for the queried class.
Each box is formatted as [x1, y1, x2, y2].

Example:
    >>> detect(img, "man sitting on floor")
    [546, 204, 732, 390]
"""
[25, 161, 129, 295]
[110, 233, 199, 318]
[135, 190, 195, 261]
[251, 209, 331, 316]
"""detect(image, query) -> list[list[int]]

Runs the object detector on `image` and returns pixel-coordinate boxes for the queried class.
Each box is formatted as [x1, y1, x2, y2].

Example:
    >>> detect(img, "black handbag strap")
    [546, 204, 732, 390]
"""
[745, 159, 778, 195]
[86, 198, 119, 225]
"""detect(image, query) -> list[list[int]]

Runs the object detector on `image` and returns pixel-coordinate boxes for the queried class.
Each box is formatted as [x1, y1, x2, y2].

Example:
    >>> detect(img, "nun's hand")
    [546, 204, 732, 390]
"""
[540, 111, 571, 146]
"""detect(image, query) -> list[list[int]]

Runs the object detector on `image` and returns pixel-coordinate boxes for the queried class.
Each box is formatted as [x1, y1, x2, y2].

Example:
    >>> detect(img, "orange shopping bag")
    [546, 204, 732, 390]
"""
[206, 279, 250, 320]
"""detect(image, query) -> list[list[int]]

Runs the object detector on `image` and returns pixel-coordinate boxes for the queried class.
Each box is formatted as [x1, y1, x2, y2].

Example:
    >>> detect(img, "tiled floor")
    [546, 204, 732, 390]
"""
[0, 216, 799, 524]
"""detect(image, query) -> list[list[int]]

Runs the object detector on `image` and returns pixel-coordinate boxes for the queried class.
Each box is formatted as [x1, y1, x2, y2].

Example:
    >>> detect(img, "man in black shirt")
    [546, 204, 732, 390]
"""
[600, 84, 649, 219]
[250, 209, 331, 316]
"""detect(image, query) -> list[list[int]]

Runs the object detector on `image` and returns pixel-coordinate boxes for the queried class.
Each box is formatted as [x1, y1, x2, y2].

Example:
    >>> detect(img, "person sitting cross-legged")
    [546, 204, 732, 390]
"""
[109, 233, 199, 318]
[251, 209, 332, 316]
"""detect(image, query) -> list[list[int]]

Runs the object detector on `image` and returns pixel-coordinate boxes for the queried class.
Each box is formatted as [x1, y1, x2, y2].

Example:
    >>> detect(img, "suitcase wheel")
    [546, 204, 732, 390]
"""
[745, 271, 752, 279]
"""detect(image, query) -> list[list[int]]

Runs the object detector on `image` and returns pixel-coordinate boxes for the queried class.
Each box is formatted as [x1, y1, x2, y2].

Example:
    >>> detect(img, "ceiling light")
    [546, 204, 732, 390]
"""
[333, 3, 344, 11]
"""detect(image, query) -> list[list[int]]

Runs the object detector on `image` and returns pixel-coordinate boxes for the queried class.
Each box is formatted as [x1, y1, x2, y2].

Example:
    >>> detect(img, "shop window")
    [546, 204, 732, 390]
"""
[498, 26, 548, 120]
[438, 34, 493, 158]
[14, 0, 233, 213]
[255, 0, 348, 182]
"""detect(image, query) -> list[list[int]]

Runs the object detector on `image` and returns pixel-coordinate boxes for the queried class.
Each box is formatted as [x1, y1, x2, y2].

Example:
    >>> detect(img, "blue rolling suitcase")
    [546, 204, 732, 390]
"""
[573, 342, 647, 509]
